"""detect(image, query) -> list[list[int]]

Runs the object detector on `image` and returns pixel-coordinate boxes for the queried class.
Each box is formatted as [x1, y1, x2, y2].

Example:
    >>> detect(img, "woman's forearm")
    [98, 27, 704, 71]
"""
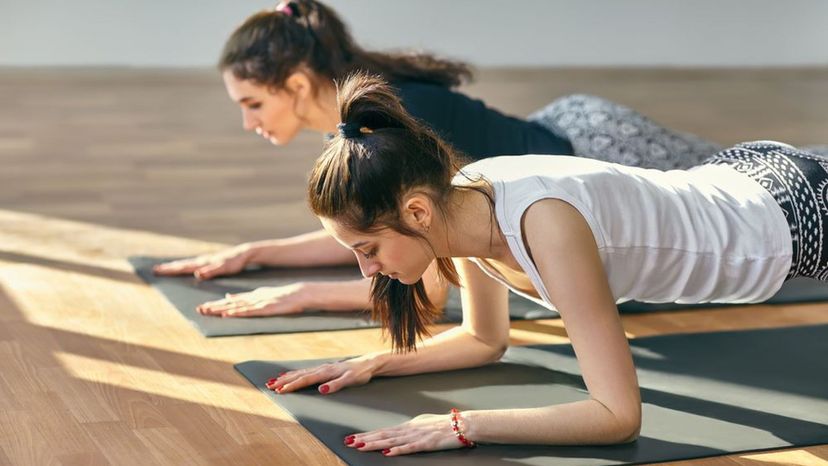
[463, 401, 641, 446]
[302, 279, 371, 311]
[361, 326, 507, 378]
[246, 229, 358, 267]
[301, 267, 451, 313]
[245, 234, 452, 313]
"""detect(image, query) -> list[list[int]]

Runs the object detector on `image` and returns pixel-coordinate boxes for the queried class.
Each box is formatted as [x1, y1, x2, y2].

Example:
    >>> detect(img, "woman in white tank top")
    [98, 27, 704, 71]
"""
[267, 74, 827, 455]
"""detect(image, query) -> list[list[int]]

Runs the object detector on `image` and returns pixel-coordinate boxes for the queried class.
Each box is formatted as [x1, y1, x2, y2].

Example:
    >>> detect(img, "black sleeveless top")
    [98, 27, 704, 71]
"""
[394, 81, 573, 161]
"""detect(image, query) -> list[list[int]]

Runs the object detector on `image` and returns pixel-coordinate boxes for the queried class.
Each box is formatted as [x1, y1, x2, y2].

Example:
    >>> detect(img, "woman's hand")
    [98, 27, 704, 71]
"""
[343, 413, 468, 456]
[197, 283, 315, 317]
[265, 357, 377, 395]
[152, 244, 254, 280]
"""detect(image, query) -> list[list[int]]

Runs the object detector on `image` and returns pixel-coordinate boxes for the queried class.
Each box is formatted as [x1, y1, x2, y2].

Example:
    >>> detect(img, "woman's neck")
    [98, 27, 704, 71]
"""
[437, 188, 513, 263]
[304, 82, 340, 134]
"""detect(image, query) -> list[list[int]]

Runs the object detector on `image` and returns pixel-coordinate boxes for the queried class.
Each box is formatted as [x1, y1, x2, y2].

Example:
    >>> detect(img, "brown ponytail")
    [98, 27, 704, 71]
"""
[309, 73, 476, 352]
[219, 0, 473, 92]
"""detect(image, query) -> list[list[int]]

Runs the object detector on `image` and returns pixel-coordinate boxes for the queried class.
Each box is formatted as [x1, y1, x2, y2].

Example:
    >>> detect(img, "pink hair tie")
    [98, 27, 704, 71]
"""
[275, 2, 296, 16]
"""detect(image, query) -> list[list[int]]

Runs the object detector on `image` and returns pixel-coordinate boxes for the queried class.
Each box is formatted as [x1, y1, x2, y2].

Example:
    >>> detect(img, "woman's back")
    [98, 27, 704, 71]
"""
[396, 81, 573, 160]
[456, 155, 792, 305]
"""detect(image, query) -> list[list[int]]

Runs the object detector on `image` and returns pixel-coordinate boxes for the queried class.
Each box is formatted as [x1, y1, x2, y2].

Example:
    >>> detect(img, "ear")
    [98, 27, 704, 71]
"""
[283, 71, 314, 99]
[402, 192, 433, 232]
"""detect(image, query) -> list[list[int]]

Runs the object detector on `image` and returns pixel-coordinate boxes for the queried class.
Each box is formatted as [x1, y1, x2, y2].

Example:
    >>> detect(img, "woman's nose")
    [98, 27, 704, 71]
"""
[241, 109, 258, 132]
[356, 256, 381, 278]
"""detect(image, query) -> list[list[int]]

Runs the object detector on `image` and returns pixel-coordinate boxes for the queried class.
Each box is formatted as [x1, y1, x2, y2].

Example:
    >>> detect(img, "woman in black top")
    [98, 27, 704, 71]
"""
[152, 0, 742, 316]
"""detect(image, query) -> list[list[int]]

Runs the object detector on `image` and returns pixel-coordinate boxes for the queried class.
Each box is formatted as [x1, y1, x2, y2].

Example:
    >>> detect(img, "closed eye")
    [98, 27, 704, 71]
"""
[247, 102, 262, 110]
[361, 248, 377, 259]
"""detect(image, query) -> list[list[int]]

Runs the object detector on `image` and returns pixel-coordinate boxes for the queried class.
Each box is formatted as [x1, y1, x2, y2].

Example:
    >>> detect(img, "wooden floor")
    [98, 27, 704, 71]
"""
[0, 67, 827, 465]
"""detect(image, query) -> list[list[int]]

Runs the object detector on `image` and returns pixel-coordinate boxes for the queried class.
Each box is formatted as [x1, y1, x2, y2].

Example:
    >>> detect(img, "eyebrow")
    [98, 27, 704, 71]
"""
[238, 96, 256, 104]
[350, 241, 368, 249]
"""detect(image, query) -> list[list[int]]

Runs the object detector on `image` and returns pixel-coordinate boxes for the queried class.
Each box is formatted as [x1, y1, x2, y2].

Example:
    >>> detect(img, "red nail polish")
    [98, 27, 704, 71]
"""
[267, 378, 276, 384]
[319, 384, 330, 394]
[354, 442, 365, 448]
[274, 385, 283, 392]
[344, 436, 354, 445]
[382, 449, 390, 455]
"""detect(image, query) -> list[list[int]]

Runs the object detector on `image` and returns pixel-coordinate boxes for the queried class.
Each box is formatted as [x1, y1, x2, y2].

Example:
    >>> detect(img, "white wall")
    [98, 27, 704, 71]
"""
[2, 0, 827, 67]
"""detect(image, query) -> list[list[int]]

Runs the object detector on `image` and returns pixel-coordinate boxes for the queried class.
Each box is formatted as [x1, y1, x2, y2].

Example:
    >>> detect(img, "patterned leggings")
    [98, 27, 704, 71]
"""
[705, 141, 828, 281]
[530, 94, 828, 170]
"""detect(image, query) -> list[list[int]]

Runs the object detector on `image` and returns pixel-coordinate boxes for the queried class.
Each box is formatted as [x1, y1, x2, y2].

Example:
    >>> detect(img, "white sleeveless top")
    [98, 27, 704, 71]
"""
[453, 155, 792, 309]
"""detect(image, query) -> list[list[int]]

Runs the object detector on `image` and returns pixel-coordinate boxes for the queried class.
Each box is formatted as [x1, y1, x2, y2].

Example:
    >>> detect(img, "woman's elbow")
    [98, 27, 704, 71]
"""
[488, 330, 510, 362]
[617, 417, 641, 443]
[612, 411, 641, 444]
[463, 327, 509, 363]
[594, 399, 641, 444]
[490, 342, 508, 362]
[478, 339, 507, 364]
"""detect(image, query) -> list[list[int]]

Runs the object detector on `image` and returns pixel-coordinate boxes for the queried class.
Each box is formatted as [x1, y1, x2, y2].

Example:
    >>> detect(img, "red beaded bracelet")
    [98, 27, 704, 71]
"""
[449, 408, 476, 448]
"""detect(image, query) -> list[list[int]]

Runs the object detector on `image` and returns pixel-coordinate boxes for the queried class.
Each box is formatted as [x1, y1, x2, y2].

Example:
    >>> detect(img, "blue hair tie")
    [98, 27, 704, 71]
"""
[337, 122, 371, 139]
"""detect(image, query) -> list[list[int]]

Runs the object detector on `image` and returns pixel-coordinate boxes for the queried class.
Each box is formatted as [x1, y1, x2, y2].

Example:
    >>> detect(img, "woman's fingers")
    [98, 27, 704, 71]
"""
[278, 367, 338, 393]
[342, 414, 462, 456]
[349, 434, 406, 452]
[224, 303, 288, 317]
[383, 440, 430, 456]
[199, 298, 244, 310]
[347, 427, 405, 447]
[155, 246, 248, 279]
[194, 261, 233, 280]
[221, 305, 256, 318]
[318, 368, 364, 394]
[345, 429, 428, 456]
[198, 287, 308, 318]
[264, 368, 313, 393]
[263, 370, 290, 390]
[264, 364, 345, 393]
[153, 259, 201, 275]
[197, 297, 247, 314]
[198, 299, 295, 318]
[222, 303, 279, 317]
[196, 290, 259, 314]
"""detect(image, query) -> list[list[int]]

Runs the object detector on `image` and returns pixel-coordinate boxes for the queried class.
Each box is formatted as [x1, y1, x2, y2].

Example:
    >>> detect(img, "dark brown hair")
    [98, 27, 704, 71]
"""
[219, 0, 473, 92]
[308, 73, 485, 352]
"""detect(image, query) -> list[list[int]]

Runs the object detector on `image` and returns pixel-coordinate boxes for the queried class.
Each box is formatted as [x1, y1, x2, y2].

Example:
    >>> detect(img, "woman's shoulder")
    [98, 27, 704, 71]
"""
[393, 80, 480, 113]
[393, 80, 459, 97]
[459, 154, 604, 180]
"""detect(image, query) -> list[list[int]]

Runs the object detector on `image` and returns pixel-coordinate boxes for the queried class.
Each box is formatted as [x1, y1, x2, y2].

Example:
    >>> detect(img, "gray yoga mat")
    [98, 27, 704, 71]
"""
[131, 256, 828, 337]
[235, 324, 828, 466]
[617, 277, 828, 313]
[129, 256, 555, 337]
